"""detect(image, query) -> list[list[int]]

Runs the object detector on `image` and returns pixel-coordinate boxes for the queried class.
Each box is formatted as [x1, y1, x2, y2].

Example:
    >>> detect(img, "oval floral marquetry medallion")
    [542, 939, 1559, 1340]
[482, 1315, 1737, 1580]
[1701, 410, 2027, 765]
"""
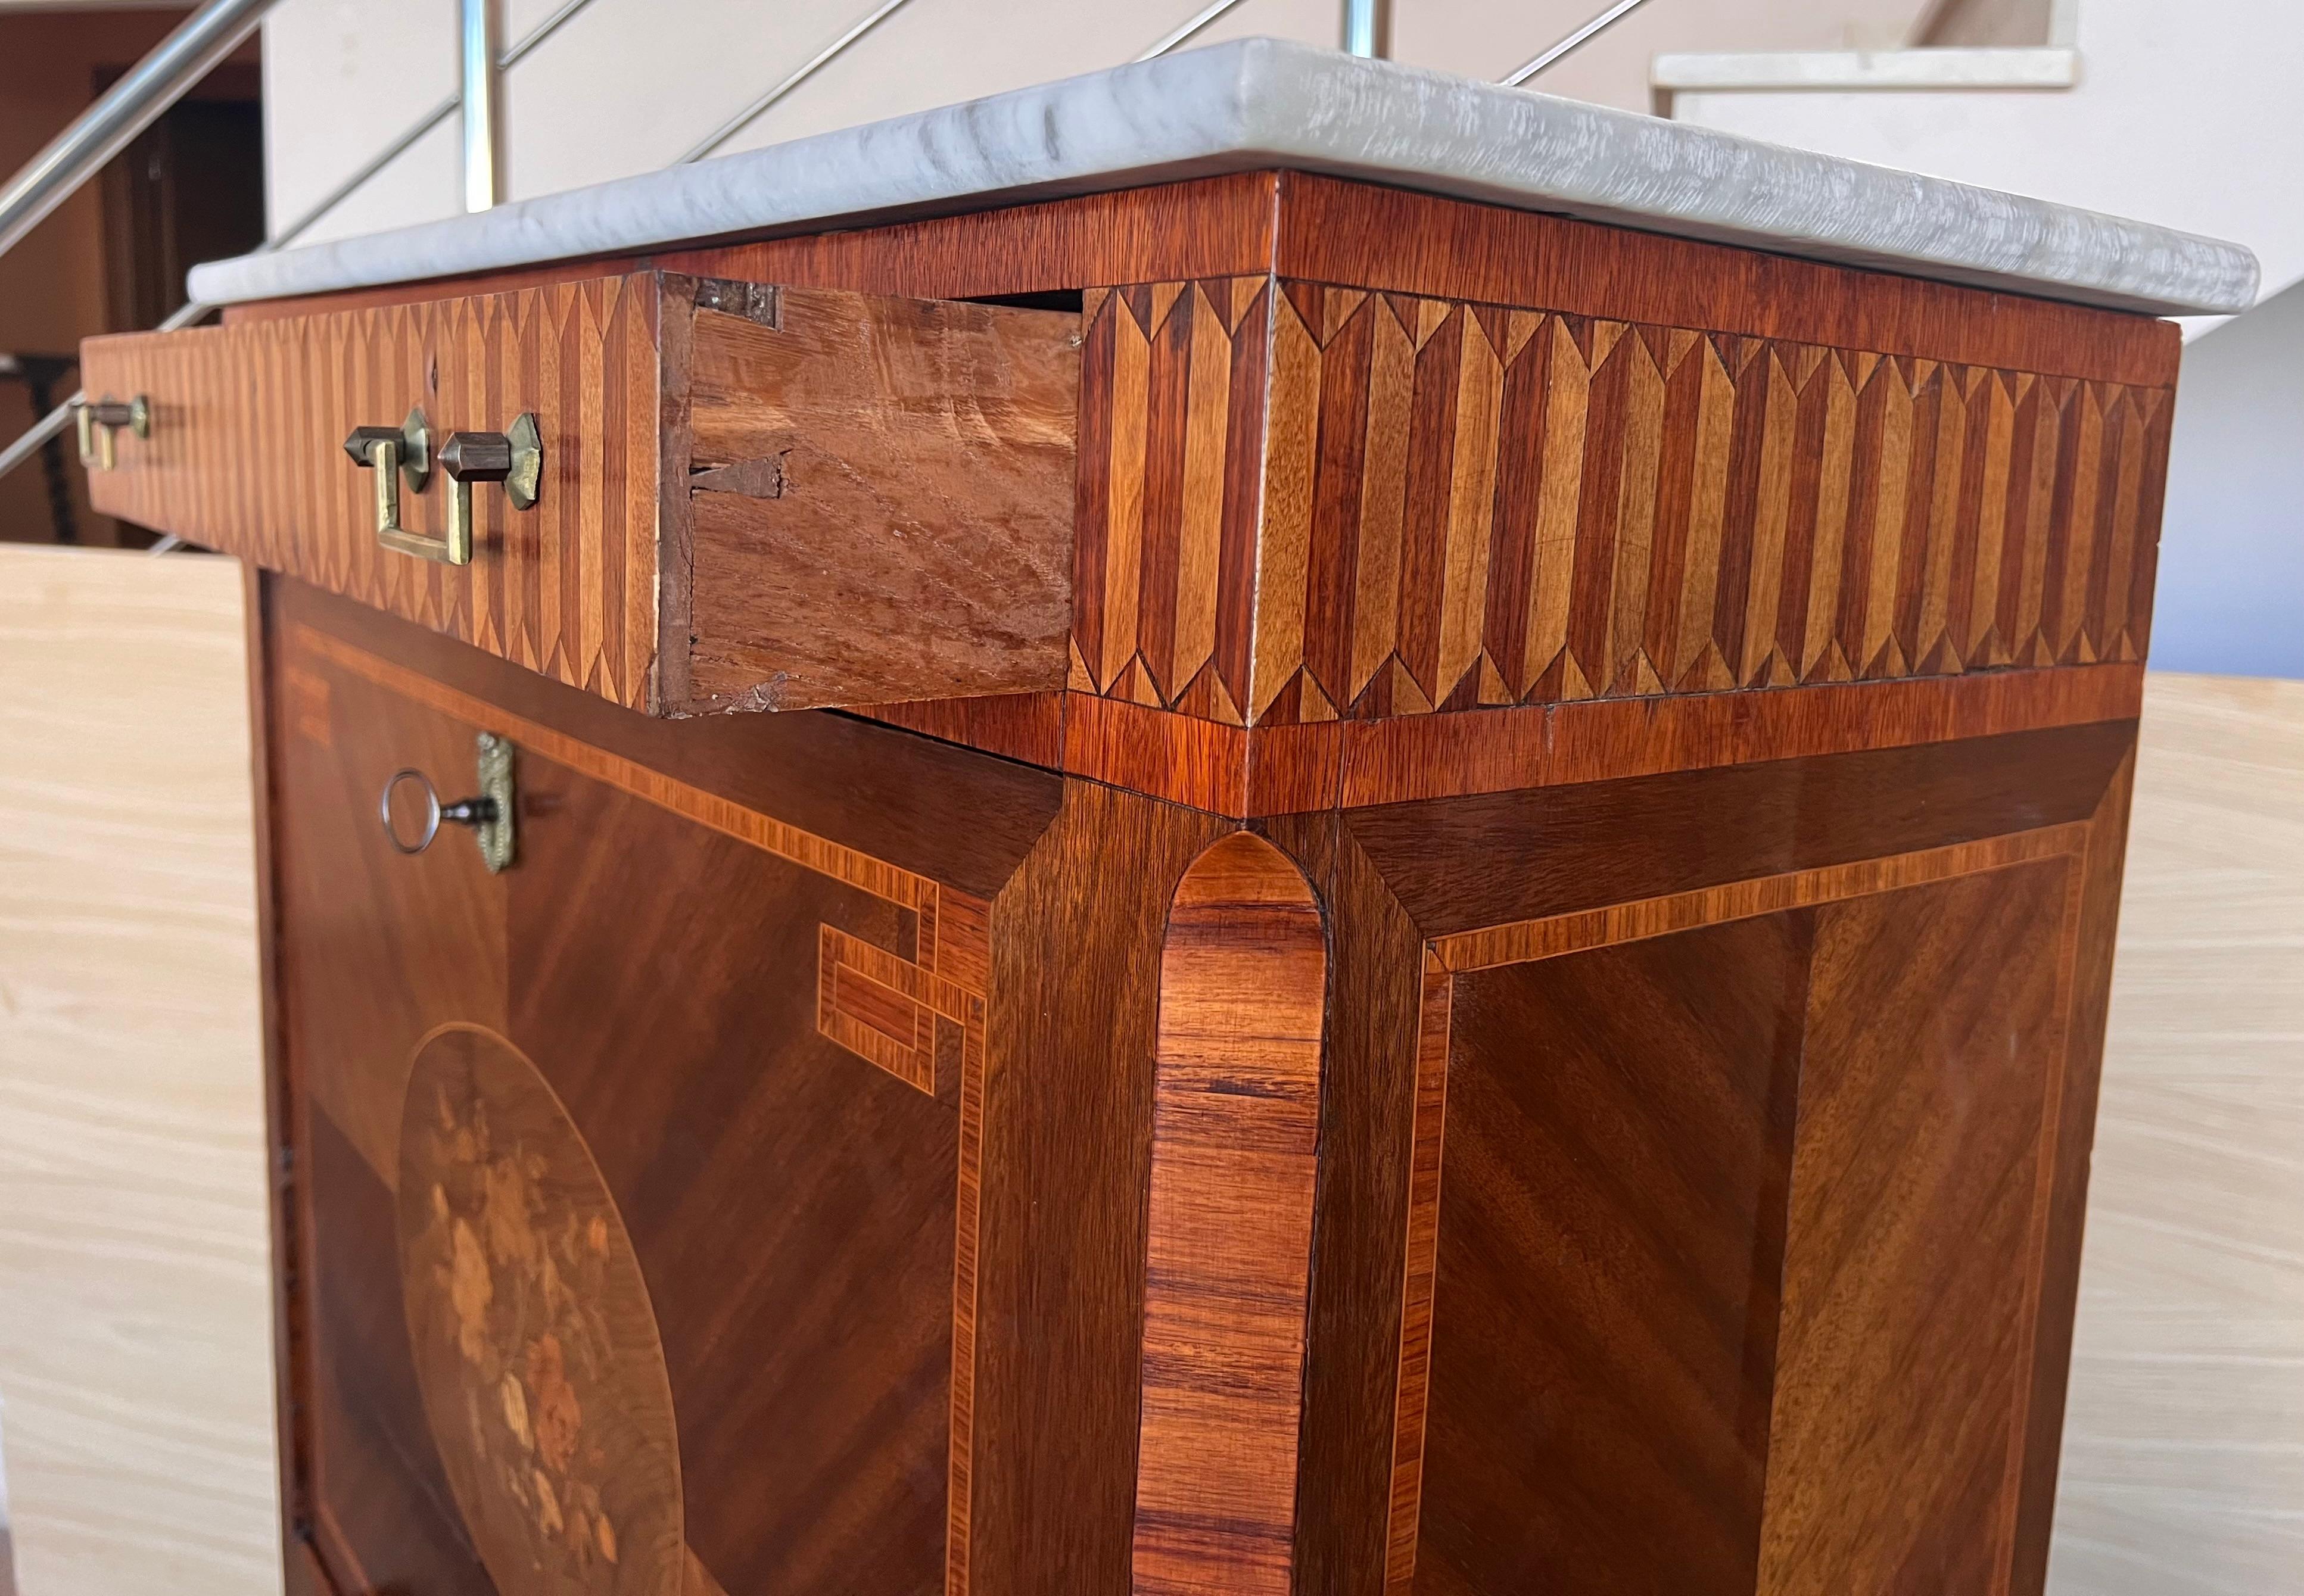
[397, 1024, 684, 1595]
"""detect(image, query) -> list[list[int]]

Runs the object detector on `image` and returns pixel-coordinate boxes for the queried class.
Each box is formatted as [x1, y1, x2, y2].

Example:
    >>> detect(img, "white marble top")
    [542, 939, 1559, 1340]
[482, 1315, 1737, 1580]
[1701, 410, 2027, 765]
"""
[190, 37, 2258, 316]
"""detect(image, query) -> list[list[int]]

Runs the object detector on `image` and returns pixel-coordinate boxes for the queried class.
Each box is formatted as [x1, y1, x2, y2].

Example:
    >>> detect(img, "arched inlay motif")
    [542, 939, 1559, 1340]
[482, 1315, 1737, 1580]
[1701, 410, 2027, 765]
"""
[1131, 833, 1328, 1595]
[396, 1024, 684, 1595]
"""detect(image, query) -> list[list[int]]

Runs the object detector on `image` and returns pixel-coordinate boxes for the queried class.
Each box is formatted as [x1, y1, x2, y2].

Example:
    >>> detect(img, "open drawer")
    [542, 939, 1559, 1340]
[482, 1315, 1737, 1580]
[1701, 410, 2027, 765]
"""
[79, 272, 1079, 715]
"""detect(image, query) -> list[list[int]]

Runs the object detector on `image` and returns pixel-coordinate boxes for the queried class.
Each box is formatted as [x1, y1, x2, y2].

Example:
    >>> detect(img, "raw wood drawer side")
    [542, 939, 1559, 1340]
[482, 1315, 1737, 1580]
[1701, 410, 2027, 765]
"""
[668, 282, 1081, 715]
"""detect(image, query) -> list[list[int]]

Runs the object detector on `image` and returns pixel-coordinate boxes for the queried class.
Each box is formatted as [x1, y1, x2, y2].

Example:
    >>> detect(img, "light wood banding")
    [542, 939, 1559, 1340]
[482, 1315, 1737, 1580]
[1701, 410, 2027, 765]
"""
[1132, 834, 1327, 1595]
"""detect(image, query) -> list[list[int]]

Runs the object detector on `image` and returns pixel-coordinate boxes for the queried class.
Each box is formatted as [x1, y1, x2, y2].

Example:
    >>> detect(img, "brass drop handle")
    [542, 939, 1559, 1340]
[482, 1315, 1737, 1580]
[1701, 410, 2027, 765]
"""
[438, 413, 544, 562]
[76, 394, 150, 470]
[342, 408, 445, 560]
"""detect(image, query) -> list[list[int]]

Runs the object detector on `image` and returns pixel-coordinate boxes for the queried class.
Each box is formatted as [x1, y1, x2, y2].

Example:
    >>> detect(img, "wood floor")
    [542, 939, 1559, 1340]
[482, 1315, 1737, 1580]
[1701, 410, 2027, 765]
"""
[0, 545, 2293, 1593]
[2047, 672, 2304, 1594]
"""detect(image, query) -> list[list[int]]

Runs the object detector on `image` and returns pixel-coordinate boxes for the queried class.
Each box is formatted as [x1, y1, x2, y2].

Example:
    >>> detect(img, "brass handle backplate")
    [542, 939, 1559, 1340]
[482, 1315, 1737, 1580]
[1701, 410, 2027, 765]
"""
[77, 394, 150, 470]
[439, 413, 544, 560]
[378, 732, 516, 873]
[343, 407, 449, 560]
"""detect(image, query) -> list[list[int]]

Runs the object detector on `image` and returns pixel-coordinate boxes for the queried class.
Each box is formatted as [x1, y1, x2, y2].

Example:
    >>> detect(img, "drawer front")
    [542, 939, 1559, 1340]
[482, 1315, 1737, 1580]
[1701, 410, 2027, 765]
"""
[85, 273, 668, 711]
[83, 273, 1082, 720]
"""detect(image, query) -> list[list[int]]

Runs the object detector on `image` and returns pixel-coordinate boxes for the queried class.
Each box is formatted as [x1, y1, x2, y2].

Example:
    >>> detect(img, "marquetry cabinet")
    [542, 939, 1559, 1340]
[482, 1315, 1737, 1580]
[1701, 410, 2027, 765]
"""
[94, 165, 2173, 1596]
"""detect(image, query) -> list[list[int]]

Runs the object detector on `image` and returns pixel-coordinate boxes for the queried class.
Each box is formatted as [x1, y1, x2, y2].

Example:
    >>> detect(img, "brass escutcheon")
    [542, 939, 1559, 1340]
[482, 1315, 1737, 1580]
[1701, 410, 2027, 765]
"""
[378, 732, 516, 874]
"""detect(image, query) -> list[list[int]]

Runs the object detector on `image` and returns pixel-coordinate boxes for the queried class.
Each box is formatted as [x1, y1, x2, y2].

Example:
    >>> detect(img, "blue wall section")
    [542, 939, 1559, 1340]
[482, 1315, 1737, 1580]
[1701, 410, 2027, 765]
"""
[2152, 281, 2304, 679]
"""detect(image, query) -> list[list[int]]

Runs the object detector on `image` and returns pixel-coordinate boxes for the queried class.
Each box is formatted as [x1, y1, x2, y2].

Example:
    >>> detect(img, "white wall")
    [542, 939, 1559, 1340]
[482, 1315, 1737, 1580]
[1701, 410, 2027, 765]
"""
[260, 0, 1931, 247]
[1672, 0, 2304, 322]
[1914, 0, 2057, 45]
[2149, 280, 2304, 679]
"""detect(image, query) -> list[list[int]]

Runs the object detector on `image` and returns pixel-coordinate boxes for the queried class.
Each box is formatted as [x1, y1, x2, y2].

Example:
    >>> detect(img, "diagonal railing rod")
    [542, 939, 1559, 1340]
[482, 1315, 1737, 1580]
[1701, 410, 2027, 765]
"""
[270, 0, 597, 248]
[0, 0, 605, 493]
[1138, 0, 1253, 61]
[1501, 0, 1655, 86]
[678, 0, 919, 165]
[0, 0, 276, 263]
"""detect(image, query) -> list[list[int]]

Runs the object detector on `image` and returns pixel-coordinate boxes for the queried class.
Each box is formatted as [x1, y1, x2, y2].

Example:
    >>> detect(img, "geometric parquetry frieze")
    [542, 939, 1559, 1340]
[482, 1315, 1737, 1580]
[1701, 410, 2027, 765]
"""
[1075, 277, 2172, 728]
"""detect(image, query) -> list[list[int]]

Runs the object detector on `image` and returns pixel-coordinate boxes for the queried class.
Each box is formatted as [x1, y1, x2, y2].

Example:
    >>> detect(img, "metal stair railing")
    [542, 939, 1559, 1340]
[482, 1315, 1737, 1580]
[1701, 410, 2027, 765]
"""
[0, 0, 608, 493]
[1504, 0, 1654, 86]
[0, 0, 1656, 506]
[0, 0, 273, 265]
[0, 0, 276, 487]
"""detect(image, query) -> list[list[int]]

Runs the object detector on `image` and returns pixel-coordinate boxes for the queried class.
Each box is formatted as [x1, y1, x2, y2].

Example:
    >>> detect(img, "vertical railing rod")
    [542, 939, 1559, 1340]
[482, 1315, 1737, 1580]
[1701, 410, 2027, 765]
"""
[460, 0, 505, 211]
[1342, 0, 1393, 57]
[267, 0, 593, 246]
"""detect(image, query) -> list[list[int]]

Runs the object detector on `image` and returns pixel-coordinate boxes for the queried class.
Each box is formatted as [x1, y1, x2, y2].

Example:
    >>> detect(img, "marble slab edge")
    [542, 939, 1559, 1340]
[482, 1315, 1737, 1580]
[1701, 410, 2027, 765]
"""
[191, 36, 2259, 317]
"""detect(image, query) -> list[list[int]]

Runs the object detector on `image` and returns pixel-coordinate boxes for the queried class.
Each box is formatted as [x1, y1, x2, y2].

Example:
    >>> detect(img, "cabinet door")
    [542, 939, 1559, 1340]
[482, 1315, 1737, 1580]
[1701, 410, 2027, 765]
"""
[266, 577, 1058, 1596]
[1281, 720, 2138, 1596]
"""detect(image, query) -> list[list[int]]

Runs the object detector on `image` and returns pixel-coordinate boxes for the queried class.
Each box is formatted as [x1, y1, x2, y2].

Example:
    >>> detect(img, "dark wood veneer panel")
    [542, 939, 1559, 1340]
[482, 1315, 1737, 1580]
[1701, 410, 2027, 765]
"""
[1266, 818, 1427, 1596]
[276, 619, 509, 1186]
[507, 768, 956, 1596]
[268, 578, 1048, 1594]
[1413, 916, 1810, 1595]
[1347, 718, 2131, 936]
[283, 1532, 340, 1596]
[2009, 753, 2135, 1590]
[304, 1106, 492, 1595]
[1757, 861, 2072, 1592]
